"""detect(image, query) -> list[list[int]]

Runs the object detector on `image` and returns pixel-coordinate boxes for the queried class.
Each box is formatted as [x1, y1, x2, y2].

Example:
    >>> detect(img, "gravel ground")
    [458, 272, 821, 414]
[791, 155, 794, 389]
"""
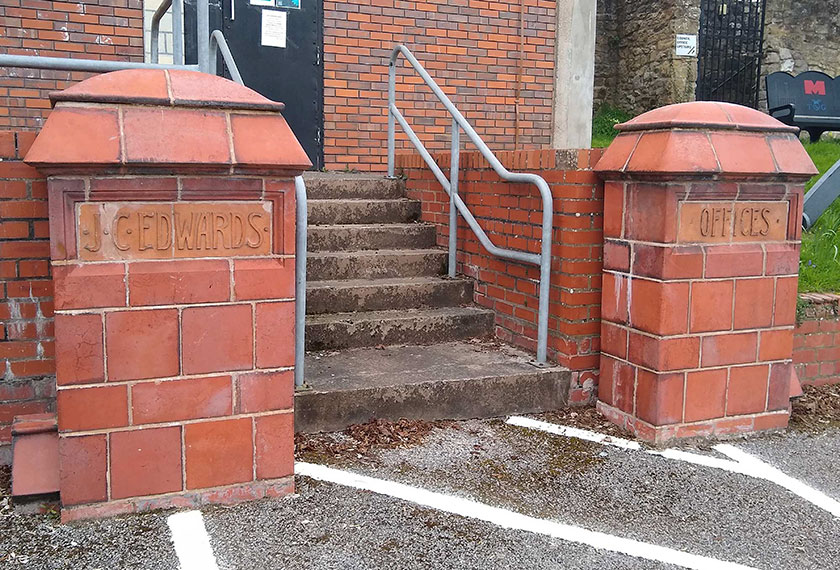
[2, 414, 840, 569]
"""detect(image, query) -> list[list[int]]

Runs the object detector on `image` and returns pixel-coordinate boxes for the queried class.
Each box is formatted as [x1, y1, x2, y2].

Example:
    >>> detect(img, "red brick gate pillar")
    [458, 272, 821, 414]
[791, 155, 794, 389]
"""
[594, 102, 816, 444]
[24, 69, 310, 521]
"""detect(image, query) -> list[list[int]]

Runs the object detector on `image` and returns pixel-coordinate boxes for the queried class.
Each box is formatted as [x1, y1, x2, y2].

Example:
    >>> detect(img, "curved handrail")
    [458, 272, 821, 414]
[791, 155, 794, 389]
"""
[209, 30, 244, 85]
[387, 44, 553, 364]
[150, 0, 172, 64]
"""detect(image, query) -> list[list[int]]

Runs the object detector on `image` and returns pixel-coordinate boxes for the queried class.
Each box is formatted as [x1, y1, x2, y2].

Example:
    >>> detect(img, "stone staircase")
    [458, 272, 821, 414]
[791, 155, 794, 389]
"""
[296, 172, 570, 432]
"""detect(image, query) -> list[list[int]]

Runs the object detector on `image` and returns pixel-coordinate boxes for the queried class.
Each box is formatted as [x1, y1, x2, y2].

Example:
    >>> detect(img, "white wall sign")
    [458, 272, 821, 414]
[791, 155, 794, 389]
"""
[261, 9, 287, 48]
[675, 34, 697, 57]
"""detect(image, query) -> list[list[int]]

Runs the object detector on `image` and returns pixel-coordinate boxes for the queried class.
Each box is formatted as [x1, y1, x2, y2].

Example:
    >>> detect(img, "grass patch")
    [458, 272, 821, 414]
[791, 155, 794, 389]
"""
[591, 104, 632, 148]
[800, 139, 840, 292]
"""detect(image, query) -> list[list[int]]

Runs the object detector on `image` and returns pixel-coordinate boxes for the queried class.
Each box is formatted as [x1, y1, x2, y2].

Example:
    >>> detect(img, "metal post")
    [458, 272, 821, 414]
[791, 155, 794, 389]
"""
[448, 119, 460, 278]
[197, 0, 210, 73]
[294, 176, 308, 389]
[387, 60, 396, 178]
[173, 0, 183, 65]
[150, 0, 172, 64]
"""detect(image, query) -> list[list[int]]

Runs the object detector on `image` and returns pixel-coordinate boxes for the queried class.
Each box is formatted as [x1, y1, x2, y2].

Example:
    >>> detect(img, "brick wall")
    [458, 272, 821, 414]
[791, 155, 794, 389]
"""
[0, 130, 54, 465]
[0, 0, 144, 129]
[323, 0, 557, 172]
[794, 293, 840, 386]
[397, 148, 604, 404]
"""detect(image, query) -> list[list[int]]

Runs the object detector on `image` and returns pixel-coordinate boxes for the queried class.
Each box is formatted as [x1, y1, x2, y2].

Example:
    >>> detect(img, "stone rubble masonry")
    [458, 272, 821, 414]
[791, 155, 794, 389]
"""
[794, 293, 840, 386]
[323, 0, 557, 171]
[0, 0, 144, 129]
[397, 147, 604, 405]
[0, 130, 54, 466]
[594, 101, 817, 444]
[23, 68, 309, 521]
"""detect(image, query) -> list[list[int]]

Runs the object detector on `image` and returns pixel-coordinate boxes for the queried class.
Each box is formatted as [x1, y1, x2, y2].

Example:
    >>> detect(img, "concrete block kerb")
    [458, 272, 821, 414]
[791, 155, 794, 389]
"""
[25, 69, 307, 521]
[594, 101, 816, 444]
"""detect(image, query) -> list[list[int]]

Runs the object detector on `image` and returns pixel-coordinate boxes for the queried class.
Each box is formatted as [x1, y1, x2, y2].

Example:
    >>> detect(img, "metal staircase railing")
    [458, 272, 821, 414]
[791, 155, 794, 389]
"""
[387, 44, 554, 365]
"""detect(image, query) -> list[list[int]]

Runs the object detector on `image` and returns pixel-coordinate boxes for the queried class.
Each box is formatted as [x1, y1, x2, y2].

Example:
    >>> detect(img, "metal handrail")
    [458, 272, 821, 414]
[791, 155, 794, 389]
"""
[209, 30, 243, 84]
[0, 53, 197, 73]
[387, 44, 553, 364]
[150, 0, 183, 65]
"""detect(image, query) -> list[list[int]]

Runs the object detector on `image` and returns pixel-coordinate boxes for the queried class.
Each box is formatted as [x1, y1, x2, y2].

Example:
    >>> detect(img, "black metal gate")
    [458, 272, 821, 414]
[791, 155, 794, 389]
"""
[696, 0, 767, 108]
[185, 0, 324, 169]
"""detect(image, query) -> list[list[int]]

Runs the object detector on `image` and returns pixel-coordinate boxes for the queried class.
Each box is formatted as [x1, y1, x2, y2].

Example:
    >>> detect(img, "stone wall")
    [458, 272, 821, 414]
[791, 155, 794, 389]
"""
[595, 0, 840, 115]
[594, 0, 700, 115]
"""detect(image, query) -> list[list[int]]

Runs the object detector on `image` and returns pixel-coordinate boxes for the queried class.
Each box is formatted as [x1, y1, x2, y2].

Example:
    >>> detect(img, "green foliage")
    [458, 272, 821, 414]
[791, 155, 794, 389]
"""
[591, 105, 633, 148]
[799, 139, 840, 292]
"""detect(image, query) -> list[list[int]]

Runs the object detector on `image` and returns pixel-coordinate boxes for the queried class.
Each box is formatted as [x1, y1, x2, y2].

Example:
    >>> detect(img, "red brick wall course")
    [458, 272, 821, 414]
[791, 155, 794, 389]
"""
[323, 0, 557, 171]
[0, 0, 144, 129]
[0, 131, 54, 464]
[398, 148, 604, 403]
[794, 295, 840, 386]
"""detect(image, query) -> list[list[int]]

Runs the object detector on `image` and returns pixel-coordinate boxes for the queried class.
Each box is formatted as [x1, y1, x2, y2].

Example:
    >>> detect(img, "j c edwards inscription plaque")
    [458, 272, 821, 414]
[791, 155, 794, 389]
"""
[77, 202, 273, 260]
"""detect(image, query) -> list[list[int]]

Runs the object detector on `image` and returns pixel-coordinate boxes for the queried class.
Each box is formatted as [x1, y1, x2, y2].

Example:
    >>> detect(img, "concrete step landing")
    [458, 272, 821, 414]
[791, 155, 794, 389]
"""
[307, 249, 447, 281]
[303, 172, 405, 200]
[308, 198, 420, 225]
[307, 223, 436, 252]
[296, 341, 570, 432]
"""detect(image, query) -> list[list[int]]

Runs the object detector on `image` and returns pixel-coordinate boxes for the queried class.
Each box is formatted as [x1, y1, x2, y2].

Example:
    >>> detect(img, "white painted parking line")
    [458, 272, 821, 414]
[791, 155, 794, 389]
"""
[296, 461, 760, 570]
[507, 416, 840, 518]
[714, 444, 840, 518]
[167, 510, 220, 570]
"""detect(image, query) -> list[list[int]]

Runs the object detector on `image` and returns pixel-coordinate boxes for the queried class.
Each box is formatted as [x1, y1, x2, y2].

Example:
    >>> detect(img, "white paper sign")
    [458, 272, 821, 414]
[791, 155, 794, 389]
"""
[250, 0, 274, 6]
[675, 34, 697, 57]
[261, 9, 287, 48]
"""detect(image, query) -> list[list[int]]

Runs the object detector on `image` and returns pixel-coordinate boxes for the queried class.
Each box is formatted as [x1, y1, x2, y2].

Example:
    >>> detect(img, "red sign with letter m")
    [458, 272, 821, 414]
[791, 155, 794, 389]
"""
[805, 80, 827, 95]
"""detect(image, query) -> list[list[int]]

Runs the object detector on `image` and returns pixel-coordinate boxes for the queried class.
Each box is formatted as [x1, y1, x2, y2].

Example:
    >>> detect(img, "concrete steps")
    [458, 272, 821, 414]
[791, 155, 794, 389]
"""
[308, 198, 420, 225]
[296, 172, 568, 432]
[296, 341, 570, 432]
[308, 223, 436, 252]
[307, 248, 447, 281]
[305, 306, 495, 351]
[307, 276, 473, 314]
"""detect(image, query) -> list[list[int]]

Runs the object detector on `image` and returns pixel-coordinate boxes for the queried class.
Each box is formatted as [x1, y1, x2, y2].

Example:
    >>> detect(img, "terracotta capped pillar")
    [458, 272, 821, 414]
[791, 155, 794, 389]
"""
[594, 102, 816, 444]
[25, 69, 310, 521]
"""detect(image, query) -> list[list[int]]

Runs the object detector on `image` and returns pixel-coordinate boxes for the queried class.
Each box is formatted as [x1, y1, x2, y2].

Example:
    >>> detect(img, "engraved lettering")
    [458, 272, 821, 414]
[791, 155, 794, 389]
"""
[175, 212, 195, 250]
[246, 212, 264, 248]
[156, 213, 172, 250]
[700, 208, 711, 237]
[231, 213, 246, 248]
[139, 212, 155, 251]
[213, 213, 231, 249]
[759, 208, 771, 236]
[195, 213, 211, 250]
[739, 208, 751, 236]
[114, 213, 131, 251]
[83, 213, 102, 253]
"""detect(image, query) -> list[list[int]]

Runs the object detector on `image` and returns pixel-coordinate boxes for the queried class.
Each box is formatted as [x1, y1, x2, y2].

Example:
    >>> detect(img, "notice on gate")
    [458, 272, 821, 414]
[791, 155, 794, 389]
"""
[76, 202, 273, 260]
[677, 201, 789, 243]
[261, 9, 287, 48]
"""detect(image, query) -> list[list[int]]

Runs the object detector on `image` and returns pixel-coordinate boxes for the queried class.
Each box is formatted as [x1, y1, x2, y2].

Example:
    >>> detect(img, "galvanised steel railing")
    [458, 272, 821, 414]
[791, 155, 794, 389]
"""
[387, 44, 554, 364]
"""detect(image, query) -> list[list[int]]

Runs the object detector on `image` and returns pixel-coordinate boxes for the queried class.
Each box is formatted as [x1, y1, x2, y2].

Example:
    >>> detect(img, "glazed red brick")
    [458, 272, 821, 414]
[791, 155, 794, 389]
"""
[0, 1, 144, 130]
[398, 148, 604, 403]
[58, 434, 107, 507]
[182, 304, 254, 375]
[594, 102, 813, 443]
[131, 376, 233, 425]
[109, 427, 183, 500]
[31, 71, 303, 519]
[323, 0, 557, 170]
[105, 309, 180, 381]
[254, 413, 294, 480]
[184, 418, 253, 490]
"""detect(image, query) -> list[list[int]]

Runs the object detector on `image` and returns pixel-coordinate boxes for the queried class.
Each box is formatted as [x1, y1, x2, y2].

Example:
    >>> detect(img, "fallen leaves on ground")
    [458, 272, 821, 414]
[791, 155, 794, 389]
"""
[790, 384, 840, 432]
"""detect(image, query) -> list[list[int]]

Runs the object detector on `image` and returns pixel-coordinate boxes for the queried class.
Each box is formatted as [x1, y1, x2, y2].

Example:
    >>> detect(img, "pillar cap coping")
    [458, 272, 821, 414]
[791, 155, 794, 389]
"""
[24, 69, 311, 174]
[49, 69, 285, 112]
[595, 102, 817, 180]
[616, 101, 798, 134]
